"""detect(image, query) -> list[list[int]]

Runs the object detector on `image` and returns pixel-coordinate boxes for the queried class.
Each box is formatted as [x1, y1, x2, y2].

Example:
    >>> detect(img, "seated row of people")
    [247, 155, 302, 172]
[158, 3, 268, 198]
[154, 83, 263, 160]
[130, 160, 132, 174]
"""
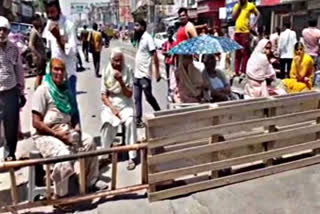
[31, 48, 136, 199]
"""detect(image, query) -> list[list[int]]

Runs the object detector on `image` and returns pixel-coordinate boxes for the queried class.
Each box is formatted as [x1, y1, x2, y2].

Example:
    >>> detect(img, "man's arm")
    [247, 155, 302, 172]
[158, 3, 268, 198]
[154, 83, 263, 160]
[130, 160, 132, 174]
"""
[152, 50, 161, 81]
[14, 48, 25, 96]
[187, 22, 198, 39]
[251, 6, 261, 29]
[101, 93, 121, 118]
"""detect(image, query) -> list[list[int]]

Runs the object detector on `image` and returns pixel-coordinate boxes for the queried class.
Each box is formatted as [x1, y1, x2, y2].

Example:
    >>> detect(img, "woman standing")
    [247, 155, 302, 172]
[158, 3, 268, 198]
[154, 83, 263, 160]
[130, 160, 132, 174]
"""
[244, 39, 276, 98]
[283, 42, 314, 93]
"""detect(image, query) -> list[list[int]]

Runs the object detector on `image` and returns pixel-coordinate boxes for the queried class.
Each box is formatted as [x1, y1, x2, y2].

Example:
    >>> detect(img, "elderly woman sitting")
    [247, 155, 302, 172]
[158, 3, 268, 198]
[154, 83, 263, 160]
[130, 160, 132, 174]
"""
[32, 58, 107, 198]
[100, 48, 137, 170]
[244, 39, 276, 98]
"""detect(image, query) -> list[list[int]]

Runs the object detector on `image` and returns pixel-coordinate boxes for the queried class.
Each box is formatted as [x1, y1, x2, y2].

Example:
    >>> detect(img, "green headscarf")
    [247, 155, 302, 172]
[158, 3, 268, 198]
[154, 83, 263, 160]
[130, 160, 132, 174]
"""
[44, 60, 76, 115]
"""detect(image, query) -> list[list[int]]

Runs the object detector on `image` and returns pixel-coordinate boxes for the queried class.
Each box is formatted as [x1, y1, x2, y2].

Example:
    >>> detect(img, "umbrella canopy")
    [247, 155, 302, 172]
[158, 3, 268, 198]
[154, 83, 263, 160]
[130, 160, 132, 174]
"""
[169, 35, 243, 55]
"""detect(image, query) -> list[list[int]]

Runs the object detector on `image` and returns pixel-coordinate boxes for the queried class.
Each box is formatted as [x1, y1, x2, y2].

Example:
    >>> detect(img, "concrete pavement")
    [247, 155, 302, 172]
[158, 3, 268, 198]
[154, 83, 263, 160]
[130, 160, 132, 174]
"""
[1, 40, 320, 213]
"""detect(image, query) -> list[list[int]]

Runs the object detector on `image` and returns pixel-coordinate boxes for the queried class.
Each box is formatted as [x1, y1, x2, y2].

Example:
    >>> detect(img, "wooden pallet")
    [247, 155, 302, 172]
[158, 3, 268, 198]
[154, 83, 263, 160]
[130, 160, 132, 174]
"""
[146, 92, 320, 202]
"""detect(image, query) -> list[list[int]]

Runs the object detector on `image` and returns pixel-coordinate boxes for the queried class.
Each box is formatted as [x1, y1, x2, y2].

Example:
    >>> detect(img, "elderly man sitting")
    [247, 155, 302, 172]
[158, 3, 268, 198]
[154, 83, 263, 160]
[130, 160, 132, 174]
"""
[100, 48, 137, 170]
[32, 58, 107, 198]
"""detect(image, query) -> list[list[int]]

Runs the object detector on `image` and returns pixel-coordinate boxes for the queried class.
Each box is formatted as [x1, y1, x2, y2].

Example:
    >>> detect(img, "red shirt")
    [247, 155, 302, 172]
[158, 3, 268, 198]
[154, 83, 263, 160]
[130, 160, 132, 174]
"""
[175, 25, 189, 46]
[162, 40, 175, 65]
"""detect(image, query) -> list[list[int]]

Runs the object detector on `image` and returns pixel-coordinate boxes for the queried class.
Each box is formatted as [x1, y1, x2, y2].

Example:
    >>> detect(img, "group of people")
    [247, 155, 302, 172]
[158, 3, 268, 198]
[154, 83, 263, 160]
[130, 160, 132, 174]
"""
[161, 0, 320, 103]
[0, 0, 149, 201]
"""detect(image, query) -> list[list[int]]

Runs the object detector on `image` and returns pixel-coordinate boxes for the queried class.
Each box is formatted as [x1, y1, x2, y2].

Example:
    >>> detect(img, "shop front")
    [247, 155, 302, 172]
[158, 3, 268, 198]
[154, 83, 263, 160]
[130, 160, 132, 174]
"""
[197, 0, 225, 28]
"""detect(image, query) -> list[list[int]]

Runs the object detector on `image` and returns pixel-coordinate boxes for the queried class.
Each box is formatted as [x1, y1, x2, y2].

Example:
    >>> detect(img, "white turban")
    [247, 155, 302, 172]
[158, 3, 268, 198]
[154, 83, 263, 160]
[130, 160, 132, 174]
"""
[0, 16, 10, 30]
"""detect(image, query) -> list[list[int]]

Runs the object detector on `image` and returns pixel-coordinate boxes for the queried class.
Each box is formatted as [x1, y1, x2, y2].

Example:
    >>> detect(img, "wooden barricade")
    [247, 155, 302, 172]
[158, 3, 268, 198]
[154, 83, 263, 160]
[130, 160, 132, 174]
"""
[0, 144, 148, 213]
[146, 91, 320, 202]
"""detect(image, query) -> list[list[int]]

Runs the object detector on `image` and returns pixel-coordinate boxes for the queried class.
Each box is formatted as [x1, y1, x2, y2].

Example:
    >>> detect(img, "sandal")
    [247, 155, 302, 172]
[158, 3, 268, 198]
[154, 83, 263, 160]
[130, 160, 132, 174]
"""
[127, 160, 136, 171]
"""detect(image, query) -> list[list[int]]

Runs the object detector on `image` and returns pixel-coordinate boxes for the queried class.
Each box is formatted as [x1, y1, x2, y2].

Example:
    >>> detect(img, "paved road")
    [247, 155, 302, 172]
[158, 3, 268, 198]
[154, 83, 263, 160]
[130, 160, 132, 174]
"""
[1, 40, 320, 214]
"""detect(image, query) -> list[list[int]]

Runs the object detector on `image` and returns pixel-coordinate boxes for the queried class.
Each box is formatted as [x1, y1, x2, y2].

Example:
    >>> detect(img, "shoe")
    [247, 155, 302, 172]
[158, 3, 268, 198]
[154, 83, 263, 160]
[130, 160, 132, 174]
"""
[127, 159, 136, 171]
[5, 155, 16, 161]
[136, 121, 145, 128]
[89, 180, 109, 192]
[96, 74, 102, 78]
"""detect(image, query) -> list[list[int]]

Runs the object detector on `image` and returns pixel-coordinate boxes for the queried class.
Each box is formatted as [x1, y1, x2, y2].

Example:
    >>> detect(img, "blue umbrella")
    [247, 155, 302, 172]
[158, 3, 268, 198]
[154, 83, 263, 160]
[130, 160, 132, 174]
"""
[169, 35, 243, 55]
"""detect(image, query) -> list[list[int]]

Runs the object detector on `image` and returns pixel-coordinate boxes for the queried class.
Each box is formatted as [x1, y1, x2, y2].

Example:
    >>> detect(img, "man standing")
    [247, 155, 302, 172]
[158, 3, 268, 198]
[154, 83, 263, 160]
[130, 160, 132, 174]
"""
[80, 25, 89, 62]
[29, 14, 47, 89]
[133, 19, 161, 128]
[175, 8, 197, 45]
[232, 0, 260, 76]
[278, 23, 297, 79]
[0, 16, 26, 161]
[88, 23, 103, 77]
[43, 0, 80, 123]
[302, 19, 320, 71]
[270, 27, 281, 57]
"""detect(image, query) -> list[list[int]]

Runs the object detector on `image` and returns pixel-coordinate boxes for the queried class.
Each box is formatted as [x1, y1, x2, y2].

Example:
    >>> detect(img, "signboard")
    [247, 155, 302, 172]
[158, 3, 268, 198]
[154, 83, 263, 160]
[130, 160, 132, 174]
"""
[21, 3, 33, 17]
[219, 7, 227, 20]
[261, 0, 280, 6]
[70, 3, 89, 14]
[226, 0, 237, 20]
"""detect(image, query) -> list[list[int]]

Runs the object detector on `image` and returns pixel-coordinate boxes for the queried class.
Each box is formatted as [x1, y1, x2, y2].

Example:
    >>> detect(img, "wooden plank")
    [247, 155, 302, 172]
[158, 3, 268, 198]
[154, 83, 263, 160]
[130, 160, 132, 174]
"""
[141, 149, 148, 184]
[9, 169, 18, 205]
[210, 116, 220, 178]
[45, 164, 52, 200]
[153, 104, 211, 117]
[149, 139, 320, 184]
[149, 155, 320, 202]
[148, 124, 320, 165]
[0, 143, 148, 171]
[111, 152, 118, 190]
[265, 107, 277, 166]
[148, 110, 320, 149]
[147, 92, 320, 128]
[314, 100, 320, 155]
[2, 184, 148, 213]
[79, 158, 86, 195]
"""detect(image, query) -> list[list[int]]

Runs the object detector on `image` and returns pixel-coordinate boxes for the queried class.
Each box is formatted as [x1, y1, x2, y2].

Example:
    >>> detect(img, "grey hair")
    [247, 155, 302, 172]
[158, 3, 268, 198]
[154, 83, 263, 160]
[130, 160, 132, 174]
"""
[110, 47, 123, 59]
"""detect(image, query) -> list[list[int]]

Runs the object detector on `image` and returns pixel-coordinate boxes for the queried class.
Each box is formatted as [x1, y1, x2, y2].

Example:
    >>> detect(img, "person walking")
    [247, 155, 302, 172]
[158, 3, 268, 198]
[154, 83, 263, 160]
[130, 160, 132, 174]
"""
[0, 16, 26, 161]
[278, 23, 297, 79]
[302, 19, 320, 71]
[133, 19, 161, 128]
[80, 25, 89, 62]
[232, 0, 260, 76]
[43, 0, 80, 124]
[29, 14, 47, 89]
[162, 29, 175, 99]
[88, 23, 103, 77]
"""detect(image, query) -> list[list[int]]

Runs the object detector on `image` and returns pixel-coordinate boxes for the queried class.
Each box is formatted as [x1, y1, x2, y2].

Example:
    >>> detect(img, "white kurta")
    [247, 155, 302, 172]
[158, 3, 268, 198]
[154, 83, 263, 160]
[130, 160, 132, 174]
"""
[100, 64, 137, 160]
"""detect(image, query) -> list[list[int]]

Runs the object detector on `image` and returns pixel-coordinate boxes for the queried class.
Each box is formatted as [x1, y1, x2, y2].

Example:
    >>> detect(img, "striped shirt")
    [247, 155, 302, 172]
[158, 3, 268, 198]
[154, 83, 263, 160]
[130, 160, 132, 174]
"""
[0, 41, 24, 95]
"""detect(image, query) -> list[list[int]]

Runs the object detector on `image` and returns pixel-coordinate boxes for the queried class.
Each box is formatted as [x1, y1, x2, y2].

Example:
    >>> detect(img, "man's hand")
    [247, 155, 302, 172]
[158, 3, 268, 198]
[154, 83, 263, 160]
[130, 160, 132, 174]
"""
[155, 70, 161, 82]
[111, 107, 121, 119]
[19, 95, 27, 108]
[114, 70, 123, 83]
[55, 130, 72, 145]
[49, 24, 60, 40]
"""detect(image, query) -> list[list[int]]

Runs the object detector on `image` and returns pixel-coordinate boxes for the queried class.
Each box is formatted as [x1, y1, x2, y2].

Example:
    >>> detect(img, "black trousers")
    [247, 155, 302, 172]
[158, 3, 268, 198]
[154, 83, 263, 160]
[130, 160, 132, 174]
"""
[134, 77, 161, 121]
[280, 58, 293, 79]
[165, 64, 171, 95]
[0, 87, 19, 159]
[82, 42, 89, 62]
[92, 50, 101, 76]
